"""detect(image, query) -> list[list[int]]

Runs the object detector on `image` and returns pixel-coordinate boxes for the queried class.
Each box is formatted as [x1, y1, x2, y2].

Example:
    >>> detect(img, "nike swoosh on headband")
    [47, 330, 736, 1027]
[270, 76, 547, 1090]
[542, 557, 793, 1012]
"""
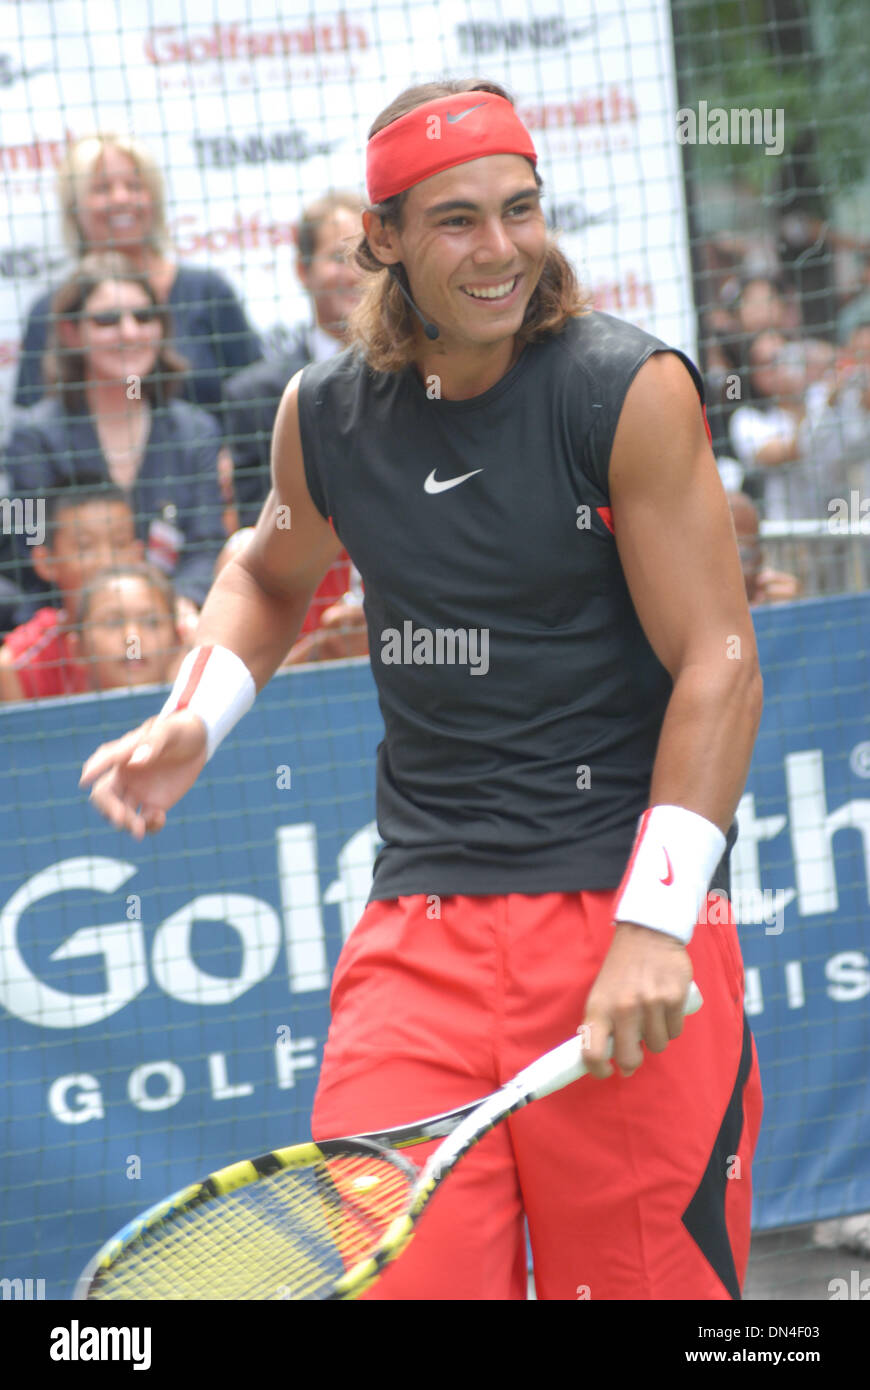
[445, 102, 489, 123]
[424, 469, 484, 494]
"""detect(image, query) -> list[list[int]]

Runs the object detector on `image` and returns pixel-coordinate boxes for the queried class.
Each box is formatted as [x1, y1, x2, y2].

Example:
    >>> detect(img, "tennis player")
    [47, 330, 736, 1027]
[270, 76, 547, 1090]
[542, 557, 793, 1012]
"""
[81, 78, 764, 1301]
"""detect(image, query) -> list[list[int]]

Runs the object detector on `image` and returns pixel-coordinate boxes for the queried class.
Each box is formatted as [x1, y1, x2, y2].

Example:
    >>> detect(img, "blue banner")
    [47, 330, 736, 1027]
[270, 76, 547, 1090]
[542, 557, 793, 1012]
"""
[1, 594, 869, 1298]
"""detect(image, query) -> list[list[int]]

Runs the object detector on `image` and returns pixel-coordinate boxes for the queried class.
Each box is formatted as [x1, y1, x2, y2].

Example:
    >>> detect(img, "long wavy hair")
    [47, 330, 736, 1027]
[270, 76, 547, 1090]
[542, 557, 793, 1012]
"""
[348, 78, 591, 373]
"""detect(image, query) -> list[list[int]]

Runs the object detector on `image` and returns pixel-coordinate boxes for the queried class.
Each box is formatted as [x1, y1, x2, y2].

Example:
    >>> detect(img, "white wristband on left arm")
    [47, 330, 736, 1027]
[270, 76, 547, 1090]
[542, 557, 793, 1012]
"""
[612, 804, 726, 945]
[158, 644, 256, 762]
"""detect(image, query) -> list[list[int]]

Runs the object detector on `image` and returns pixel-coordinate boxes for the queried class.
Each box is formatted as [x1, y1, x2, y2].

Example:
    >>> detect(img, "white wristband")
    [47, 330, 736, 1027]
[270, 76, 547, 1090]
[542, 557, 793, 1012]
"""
[612, 805, 726, 945]
[158, 645, 256, 761]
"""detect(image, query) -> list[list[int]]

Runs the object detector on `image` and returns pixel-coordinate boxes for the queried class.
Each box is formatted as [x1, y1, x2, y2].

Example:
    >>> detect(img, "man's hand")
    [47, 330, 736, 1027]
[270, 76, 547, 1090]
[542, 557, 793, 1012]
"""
[579, 922, 694, 1079]
[752, 566, 801, 605]
[79, 711, 208, 840]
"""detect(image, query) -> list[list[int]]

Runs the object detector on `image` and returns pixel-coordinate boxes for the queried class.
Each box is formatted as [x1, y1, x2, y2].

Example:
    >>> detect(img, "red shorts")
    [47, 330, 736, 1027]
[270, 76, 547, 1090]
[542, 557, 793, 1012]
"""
[311, 890, 763, 1301]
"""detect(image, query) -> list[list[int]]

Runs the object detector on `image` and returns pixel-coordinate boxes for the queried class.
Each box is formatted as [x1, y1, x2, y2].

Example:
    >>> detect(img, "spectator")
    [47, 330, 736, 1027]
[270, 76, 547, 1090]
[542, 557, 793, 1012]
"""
[0, 481, 145, 700]
[837, 254, 870, 346]
[803, 320, 870, 475]
[214, 527, 368, 664]
[726, 491, 801, 606]
[703, 273, 802, 473]
[4, 255, 227, 626]
[729, 331, 807, 477]
[223, 191, 365, 524]
[731, 326, 869, 548]
[70, 564, 184, 693]
[13, 133, 261, 417]
[734, 273, 799, 338]
[727, 330, 838, 520]
[842, 317, 870, 370]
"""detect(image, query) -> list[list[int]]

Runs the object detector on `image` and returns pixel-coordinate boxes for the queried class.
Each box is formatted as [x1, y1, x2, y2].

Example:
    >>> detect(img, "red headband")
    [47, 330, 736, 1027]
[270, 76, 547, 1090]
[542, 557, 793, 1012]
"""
[366, 93, 537, 205]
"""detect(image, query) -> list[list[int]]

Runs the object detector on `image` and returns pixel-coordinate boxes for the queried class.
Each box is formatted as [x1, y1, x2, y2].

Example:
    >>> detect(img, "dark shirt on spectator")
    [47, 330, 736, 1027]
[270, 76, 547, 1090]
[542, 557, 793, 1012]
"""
[14, 265, 262, 417]
[223, 327, 314, 526]
[4, 396, 225, 610]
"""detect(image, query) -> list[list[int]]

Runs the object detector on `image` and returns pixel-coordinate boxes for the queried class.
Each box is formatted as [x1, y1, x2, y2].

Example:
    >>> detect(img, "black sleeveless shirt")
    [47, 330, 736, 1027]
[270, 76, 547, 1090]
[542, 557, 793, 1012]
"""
[297, 311, 735, 899]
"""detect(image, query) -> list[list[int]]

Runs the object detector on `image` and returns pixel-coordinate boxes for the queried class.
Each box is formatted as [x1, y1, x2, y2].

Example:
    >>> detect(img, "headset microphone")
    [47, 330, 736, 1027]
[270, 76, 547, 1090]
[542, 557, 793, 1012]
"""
[389, 267, 440, 340]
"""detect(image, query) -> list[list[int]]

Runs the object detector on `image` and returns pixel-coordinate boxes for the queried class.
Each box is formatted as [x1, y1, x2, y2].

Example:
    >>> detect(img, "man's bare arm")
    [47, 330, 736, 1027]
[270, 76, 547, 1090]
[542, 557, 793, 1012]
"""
[609, 352, 764, 833]
[192, 372, 344, 685]
[580, 352, 763, 1079]
[80, 372, 343, 837]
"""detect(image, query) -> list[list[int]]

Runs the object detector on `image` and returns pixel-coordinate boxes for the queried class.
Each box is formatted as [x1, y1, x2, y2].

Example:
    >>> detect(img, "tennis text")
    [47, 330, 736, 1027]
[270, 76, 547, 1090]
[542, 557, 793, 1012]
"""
[49, 1320, 151, 1370]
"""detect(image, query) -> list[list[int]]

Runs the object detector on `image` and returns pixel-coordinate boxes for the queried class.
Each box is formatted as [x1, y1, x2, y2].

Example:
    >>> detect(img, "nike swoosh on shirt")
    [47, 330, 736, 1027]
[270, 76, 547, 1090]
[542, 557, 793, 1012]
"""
[660, 848, 675, 886]
[424, 469, 484, 494]
[445, 103, 488, 123]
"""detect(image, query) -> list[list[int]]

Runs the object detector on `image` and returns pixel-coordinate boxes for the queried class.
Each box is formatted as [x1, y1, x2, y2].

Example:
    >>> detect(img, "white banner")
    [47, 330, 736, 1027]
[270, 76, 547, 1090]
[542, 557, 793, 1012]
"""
[0, 0, 696, 430]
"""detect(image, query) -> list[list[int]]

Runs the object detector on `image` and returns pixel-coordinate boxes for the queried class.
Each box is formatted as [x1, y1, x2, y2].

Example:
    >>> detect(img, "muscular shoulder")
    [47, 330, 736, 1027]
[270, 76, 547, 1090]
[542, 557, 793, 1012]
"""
[294, 347, 385, 460]
[552, 311, 686, 392]
[297, 344, 371, 406]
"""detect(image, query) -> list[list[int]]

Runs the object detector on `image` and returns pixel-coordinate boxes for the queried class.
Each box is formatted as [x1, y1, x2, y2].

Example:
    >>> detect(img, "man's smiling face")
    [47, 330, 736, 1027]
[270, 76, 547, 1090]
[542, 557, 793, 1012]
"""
[375, 154, 548, 350]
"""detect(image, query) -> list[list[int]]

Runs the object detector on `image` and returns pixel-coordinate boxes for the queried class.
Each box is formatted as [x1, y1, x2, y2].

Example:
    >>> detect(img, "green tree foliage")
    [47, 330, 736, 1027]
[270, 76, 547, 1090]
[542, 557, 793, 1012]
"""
[671, 0, 869, 192]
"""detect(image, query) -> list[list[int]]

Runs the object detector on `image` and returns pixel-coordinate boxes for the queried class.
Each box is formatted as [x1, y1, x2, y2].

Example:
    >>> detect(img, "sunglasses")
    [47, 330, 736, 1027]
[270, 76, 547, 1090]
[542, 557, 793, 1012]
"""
[85, 307, 160, 328]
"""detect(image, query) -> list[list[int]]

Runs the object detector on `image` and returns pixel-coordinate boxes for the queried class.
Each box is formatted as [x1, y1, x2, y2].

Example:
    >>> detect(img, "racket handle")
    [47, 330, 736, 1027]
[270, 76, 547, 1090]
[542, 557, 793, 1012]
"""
[514, 980, 704, 1102]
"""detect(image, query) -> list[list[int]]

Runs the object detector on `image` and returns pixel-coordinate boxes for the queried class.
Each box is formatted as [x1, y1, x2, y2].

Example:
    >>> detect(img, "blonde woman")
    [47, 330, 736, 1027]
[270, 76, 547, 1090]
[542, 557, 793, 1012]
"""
[14, 133, 261, 415]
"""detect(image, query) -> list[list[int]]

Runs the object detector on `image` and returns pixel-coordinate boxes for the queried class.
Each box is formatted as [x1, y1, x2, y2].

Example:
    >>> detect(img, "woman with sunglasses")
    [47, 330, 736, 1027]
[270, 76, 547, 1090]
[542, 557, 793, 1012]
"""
[4, 254, 227, 629]
[13, 133, 262, 416]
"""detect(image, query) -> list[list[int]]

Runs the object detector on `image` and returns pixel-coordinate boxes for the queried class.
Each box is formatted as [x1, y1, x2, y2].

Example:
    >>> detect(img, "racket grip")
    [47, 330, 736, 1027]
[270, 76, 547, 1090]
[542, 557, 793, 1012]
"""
[514, 980, 703, 1102]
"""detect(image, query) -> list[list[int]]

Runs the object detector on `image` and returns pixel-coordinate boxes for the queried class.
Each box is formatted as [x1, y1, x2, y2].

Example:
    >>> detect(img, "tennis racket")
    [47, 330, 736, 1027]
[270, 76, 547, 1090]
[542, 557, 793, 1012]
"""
[75, 980, 703, 1301]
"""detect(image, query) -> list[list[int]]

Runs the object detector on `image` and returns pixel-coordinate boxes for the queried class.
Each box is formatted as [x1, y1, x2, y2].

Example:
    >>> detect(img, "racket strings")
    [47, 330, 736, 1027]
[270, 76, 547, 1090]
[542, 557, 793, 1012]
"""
[89, 1153, 413, 1300]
